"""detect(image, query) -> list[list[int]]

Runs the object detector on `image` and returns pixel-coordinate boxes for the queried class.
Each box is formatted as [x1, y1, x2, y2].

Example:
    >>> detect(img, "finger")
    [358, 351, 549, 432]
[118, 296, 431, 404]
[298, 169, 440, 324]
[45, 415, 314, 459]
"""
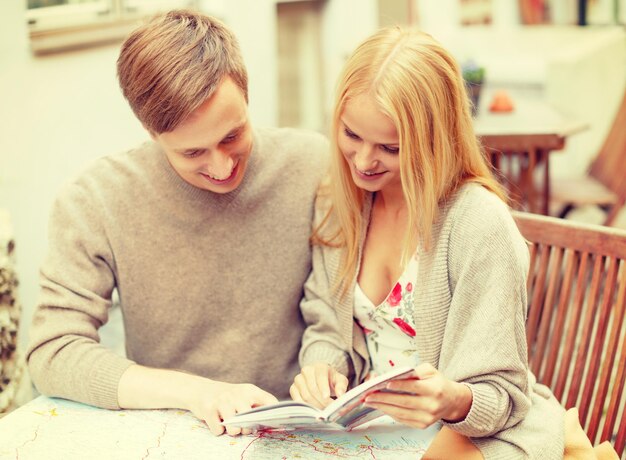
[316, 367, 331, 400]
[364, 401, 429, 423]
[295, 373, 324, 409]
[413, 362, 437, 379]
[367, 399, 440, 427]
[204, 408, 226, 436]
[225, 424, 242, 436]
[302, 367, 327, 408]
[385, 378, 424, 395]
[364, 392, 425, 410]
[290, 383, 303, 402]
[331, 371, 349, 398]
[219, 405, 241, 437]
[232, 400, 256, 436]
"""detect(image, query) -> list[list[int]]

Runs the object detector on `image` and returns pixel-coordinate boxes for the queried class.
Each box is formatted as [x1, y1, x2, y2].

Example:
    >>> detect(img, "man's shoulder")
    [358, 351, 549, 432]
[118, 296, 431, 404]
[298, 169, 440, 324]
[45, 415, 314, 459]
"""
[58, 141, 156, 201]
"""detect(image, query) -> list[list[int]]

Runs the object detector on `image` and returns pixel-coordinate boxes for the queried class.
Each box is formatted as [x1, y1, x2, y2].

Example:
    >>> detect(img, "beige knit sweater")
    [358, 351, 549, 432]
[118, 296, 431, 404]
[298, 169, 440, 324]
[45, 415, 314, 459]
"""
[27, 127, 329, 408]
[300, 183, 565, 459]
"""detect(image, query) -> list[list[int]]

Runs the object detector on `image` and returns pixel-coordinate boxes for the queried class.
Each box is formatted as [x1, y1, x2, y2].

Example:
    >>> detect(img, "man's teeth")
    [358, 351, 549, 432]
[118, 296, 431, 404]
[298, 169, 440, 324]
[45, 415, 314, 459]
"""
[207, 166, 235, 180]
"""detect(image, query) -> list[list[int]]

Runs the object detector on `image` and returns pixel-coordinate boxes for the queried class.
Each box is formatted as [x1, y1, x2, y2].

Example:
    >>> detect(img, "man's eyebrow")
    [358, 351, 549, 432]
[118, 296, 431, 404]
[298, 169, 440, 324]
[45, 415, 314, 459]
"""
[173, 122, 247, 153]
[222, 123, 245, 138]
[174, 147, 204, 154]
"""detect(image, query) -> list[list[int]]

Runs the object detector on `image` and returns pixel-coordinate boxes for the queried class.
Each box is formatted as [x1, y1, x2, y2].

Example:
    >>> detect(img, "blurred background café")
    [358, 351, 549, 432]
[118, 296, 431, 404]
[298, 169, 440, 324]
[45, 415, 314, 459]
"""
[0, 0, 625, 416]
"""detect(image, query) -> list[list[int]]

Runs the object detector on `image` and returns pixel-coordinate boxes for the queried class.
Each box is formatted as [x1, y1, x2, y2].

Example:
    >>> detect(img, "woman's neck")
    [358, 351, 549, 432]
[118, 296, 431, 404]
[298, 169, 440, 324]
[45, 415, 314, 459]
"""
[374, 188, 407, 220]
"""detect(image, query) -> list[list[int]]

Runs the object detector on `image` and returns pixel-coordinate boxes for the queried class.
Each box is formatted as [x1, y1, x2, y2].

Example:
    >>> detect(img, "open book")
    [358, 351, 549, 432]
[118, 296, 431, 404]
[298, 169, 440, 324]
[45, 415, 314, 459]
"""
[222, 366, 415, 431]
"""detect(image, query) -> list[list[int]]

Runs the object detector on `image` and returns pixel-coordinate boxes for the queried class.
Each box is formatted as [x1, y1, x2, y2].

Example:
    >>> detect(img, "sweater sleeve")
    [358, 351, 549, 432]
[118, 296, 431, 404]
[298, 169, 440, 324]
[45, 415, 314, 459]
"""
[440, 191, 531, 438]
[26, 183, 134, 409]
[298, 195, 351, 378]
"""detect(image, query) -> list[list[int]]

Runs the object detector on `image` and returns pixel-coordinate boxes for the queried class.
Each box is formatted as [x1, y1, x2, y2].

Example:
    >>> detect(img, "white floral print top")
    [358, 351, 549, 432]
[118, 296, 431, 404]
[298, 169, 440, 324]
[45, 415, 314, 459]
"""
[354, 253, 421, 375]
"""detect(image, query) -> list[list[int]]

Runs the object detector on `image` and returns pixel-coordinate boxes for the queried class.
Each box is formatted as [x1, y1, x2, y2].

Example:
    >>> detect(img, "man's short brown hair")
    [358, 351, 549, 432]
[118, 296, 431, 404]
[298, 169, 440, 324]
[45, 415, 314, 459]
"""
[117, 10, 248, 134]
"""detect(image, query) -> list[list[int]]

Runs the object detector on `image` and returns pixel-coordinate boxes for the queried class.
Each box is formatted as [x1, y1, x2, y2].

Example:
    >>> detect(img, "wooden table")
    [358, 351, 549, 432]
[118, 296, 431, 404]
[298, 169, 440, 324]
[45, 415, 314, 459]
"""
[474, 93, 587, 215]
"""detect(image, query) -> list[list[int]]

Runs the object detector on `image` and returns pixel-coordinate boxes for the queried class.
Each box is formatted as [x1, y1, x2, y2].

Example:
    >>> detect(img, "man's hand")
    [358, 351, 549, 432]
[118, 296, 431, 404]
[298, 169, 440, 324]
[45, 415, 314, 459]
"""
[188, 380, 278, 436]
[289, 362, 349, 409]
[118, 365, 277, 437]
[362, 362, 473, 429]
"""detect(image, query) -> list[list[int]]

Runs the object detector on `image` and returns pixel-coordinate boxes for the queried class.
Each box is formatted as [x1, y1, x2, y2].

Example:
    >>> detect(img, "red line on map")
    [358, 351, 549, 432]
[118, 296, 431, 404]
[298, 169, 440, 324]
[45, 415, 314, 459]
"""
[15, 420, 43, 459]
[240, 432, 266, 459]
[141, 421, 168, 459]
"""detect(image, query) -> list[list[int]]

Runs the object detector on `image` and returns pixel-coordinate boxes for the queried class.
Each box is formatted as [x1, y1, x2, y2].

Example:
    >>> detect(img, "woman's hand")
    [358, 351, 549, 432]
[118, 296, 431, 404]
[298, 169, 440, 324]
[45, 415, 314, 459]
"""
[290, 362, 349, 409]
[187, 380, 278, 436]
[363, 363, 473, 429]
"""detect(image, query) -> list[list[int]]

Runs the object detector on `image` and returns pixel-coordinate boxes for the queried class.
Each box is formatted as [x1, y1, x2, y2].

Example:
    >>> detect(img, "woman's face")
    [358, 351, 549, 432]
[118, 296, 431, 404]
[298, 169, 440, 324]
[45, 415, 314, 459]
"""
[337, 93, 401, 194]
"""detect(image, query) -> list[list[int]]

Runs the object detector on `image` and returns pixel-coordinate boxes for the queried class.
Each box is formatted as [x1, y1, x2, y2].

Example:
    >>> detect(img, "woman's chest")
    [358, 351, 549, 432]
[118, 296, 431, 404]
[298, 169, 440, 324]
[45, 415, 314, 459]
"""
[358, 214, 412, 305]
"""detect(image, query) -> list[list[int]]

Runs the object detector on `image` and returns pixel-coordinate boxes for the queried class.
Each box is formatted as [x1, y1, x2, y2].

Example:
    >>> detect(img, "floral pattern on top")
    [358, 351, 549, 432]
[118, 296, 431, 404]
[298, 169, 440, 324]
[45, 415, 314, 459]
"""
[354, 253, 420, 375]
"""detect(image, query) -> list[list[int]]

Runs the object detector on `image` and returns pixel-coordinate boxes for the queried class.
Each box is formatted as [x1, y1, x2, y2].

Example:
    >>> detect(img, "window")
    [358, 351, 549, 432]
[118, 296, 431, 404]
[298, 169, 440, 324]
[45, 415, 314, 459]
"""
[27, 0, 199, 54]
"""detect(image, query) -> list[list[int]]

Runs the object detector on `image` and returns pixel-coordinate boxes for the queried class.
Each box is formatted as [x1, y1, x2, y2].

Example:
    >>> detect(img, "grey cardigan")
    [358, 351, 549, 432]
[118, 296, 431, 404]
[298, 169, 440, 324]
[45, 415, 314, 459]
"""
[299, 183, 565, 459]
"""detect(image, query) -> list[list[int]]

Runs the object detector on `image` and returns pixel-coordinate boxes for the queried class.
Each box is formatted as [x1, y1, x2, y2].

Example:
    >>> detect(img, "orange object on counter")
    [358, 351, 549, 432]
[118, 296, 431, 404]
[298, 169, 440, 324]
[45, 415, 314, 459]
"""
[489, 90, 515, 113]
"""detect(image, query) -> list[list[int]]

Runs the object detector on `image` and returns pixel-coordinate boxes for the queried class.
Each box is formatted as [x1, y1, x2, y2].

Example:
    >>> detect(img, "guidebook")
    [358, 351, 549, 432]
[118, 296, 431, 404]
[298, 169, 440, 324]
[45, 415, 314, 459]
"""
[222, 366, 416, 431]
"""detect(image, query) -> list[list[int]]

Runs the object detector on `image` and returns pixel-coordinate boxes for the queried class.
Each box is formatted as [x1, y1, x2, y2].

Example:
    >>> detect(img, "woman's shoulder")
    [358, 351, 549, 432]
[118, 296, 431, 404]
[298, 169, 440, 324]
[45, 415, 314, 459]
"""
[447, 182, 508, 217]
[445, 183, 514, 230]
[440, 183, 526, 254]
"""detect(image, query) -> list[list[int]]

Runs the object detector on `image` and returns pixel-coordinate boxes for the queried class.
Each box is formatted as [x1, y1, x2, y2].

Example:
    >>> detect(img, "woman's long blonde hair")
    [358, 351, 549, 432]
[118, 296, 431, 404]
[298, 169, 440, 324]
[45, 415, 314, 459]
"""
[314, 26, 506, 297]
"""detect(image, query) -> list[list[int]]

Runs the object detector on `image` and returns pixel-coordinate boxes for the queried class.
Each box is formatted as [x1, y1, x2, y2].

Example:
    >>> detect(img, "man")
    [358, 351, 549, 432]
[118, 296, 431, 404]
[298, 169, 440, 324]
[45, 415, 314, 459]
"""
[27, 10, 329, 436]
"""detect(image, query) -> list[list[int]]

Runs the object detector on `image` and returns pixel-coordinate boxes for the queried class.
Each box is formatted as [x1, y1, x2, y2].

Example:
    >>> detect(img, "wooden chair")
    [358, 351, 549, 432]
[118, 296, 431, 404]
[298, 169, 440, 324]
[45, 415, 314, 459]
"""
[551, 89, 626, 226]
[513, 211, 626, 457]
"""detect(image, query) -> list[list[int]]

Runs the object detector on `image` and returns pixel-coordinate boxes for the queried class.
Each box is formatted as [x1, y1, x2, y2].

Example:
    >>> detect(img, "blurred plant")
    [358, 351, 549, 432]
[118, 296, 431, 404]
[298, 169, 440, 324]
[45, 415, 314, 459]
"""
[461, 60, 485, 84]
[462, 60, 485, 116]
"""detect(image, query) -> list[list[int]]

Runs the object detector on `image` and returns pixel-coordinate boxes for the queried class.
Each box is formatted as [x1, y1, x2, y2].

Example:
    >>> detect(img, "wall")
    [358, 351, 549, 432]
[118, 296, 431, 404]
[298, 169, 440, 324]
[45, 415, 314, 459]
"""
[0, 0, 283, 354]
[319, 0, 378, 129]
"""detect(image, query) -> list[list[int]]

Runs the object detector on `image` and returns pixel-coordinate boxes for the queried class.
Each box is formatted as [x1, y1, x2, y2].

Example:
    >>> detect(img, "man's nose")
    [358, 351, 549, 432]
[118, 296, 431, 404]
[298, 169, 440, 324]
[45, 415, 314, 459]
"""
[206, 149, 234, 177]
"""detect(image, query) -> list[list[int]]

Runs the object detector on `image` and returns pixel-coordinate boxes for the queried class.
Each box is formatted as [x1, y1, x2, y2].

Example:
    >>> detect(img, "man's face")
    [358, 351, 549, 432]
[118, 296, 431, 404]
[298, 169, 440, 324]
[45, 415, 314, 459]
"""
[154, 77, 253, 194]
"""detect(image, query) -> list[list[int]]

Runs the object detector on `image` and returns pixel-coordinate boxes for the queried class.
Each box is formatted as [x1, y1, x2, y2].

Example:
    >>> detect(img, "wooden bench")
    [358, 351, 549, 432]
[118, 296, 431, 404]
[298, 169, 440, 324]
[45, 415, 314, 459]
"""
[513, 211, 626, 457]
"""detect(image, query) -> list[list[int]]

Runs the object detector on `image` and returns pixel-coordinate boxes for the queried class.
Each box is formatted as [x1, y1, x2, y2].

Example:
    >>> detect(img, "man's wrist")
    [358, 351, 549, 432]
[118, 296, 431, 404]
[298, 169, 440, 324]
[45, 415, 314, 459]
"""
[177, 372, 217, 412]
[118, 365, 207, 411]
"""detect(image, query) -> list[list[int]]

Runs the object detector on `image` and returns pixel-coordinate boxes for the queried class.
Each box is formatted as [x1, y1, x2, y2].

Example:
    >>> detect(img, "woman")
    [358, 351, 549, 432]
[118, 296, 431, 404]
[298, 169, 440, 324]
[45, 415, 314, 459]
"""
[291, 26, 565, 459]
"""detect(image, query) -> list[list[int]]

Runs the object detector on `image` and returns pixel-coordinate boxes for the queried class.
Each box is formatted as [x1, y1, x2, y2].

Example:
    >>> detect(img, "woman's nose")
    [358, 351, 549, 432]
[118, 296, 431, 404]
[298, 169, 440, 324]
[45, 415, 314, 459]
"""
[353, 143, 377, 170]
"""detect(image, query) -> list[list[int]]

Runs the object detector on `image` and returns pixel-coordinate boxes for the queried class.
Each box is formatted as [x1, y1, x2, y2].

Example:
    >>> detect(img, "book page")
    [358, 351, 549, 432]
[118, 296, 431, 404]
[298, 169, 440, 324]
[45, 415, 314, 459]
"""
[322, 366, 415, 428]
[222, 401, 321, 427]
